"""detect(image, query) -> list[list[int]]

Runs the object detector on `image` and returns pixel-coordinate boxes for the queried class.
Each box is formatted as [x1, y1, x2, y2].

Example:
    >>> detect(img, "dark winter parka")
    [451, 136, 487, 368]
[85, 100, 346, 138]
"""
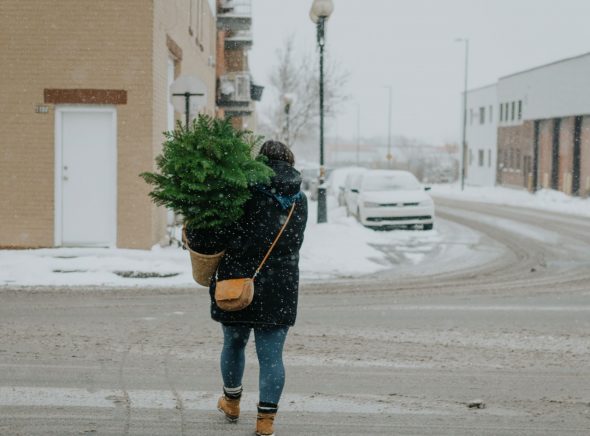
[209, 159, 308, 327]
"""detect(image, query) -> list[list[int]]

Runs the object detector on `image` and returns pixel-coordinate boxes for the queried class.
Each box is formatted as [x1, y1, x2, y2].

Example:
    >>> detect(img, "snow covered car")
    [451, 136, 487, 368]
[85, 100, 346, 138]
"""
[353, 170, 434, 230]
[328, 167, 367, 206]
[344, 171, 366, 216]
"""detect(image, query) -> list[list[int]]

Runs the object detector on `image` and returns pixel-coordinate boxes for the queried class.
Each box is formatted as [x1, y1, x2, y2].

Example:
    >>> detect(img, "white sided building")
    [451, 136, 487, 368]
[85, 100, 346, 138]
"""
[464, 83, 498, 187]
[496, 52, 590, 195]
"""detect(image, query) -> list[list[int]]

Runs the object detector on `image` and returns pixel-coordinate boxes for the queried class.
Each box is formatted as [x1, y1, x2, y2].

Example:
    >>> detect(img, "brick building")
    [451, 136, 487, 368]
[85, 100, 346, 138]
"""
[215, 0, 263, 130]
[0, 0, 217, 249]
[496, 52, 590, 196]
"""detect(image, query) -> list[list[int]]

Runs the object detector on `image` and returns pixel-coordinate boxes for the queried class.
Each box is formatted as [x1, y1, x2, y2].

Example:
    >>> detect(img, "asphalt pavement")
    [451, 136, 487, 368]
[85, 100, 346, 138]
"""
[1, 198, 589, 435]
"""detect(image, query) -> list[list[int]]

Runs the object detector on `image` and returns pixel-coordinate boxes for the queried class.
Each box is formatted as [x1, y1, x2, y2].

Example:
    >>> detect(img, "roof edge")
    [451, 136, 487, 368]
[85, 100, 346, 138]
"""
[499, 51, 590, 80]
[463, 82, 498, 94]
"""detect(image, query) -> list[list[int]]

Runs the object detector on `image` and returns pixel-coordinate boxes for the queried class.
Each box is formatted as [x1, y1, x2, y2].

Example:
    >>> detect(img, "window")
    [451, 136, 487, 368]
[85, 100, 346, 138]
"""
[478, 149, 484, 167]
[479, 107, 485, 124]
[469, 149, 474, 165]
[511, 101, 516, 121]
[506, 103, 510, 121]
[518, 100, 522, 120]
[516, 149, 521, 170]
[499, 103, 503, 122]
[503, 149, 509, 168]
[489, 105, 493, 123]
[488, 150, 492, 168]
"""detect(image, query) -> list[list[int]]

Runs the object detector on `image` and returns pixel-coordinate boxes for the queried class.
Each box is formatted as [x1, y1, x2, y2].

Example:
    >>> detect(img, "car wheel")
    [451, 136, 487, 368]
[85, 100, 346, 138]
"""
[357, 207, 362, 221]
[423, 223, 434, 231]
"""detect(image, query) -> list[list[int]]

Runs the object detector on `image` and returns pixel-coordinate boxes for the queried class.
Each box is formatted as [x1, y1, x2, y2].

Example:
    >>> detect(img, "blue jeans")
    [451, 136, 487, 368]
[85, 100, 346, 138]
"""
[220, 324, 289, 405]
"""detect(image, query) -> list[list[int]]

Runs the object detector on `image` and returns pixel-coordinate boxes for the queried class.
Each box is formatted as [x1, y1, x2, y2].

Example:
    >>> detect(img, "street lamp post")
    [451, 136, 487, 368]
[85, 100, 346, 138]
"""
[455, 38, 469, 191]
[282, 93, 294, 146]
[310, 0, 334, 224]
[172, 91, 205, 128]
[356, 102, 361, 166]
[385, 85, 393, 168]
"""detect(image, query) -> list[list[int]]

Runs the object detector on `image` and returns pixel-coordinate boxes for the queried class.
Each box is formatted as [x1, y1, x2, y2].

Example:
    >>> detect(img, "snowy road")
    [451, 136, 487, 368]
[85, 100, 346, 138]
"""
[1, 198, 589, 435]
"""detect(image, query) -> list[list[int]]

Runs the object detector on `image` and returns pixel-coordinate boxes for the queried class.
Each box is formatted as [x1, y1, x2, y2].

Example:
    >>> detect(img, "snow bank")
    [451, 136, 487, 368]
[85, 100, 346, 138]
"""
[0, 245, 194, 288]
[432, 183, 590, 217]
[300, 196, 440, 279]
[1, 194, 440, 287]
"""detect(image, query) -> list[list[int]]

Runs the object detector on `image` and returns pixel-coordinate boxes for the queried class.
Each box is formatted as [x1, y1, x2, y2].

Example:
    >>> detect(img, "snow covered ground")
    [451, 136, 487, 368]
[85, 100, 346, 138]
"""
[0, 194, 443, 288]
[5, 184, 583, 288]
[432, 183, 590, 217]
[299, 196, 442, 280]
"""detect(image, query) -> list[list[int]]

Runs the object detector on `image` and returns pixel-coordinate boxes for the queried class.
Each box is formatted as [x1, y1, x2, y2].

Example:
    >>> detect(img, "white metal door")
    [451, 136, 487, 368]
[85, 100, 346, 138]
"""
[56, 108, 117, 247]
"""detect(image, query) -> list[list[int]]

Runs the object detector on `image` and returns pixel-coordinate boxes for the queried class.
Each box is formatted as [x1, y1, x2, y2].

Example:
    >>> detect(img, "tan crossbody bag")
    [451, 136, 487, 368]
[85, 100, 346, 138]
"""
[215, 203, 296, 312]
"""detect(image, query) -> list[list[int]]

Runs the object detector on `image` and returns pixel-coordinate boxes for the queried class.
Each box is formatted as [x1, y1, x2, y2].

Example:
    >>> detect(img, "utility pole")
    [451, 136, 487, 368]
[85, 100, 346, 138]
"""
[385, 85, 392, 168]
[356, 102, 361, 166]
[456, 38, 469, 190]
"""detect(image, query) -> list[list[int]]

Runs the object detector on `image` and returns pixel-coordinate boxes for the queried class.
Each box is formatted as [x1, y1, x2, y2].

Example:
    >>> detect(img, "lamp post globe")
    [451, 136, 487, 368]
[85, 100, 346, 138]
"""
[310, 0, 334, 21]
[282, 93, 295, 107]
[309, 8, 319, 23]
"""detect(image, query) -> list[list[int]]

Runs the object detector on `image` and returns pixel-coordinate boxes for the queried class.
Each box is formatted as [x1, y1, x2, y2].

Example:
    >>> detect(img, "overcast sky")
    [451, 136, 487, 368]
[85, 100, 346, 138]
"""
[248, 0, 590, 145]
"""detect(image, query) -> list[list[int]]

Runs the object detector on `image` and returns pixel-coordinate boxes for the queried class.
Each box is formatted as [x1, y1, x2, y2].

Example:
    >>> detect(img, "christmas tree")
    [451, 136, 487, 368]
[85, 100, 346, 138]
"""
[140, 115, 273, 252]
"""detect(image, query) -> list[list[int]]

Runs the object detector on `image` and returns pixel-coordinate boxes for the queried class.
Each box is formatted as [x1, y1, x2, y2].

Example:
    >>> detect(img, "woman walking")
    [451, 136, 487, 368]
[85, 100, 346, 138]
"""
[209, 140, 308, 436]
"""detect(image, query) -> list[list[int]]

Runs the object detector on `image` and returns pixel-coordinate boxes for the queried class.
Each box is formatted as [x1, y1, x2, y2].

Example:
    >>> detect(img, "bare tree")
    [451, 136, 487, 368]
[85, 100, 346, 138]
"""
[263, 36, 349, 147]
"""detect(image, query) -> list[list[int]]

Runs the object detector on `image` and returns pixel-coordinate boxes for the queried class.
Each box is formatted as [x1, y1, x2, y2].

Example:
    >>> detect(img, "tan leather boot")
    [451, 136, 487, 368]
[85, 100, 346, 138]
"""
[255, 411, 276, 436]
[217, 395, 240, 422]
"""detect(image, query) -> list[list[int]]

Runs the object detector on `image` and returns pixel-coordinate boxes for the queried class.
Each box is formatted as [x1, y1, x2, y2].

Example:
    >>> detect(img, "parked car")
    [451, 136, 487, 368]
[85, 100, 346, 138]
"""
[327, 167, 367, 206]
[344, 171, 366, 216]
[298, 166, 319, 191]
[306, 168, 333, 201]
[353, 170, 434, 230]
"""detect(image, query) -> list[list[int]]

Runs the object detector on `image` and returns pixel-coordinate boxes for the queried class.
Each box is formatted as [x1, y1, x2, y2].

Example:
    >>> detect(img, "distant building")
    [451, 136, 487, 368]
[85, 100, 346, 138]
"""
[462, 51, 590, 197]
[326, 143, 380, 167]
[464, 84, 498, 187]
[497, 52, 590, 196]
[0, 0, 217, 249]
[216, 0, 263, 130]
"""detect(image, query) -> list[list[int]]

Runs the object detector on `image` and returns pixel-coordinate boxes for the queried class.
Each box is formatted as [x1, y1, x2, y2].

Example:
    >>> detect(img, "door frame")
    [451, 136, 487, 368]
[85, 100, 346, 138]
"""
[54, 105, 118, 247]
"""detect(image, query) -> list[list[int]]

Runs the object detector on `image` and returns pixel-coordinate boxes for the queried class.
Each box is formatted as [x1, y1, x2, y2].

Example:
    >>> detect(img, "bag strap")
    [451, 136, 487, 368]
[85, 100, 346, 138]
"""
[253, 202, 296, 279]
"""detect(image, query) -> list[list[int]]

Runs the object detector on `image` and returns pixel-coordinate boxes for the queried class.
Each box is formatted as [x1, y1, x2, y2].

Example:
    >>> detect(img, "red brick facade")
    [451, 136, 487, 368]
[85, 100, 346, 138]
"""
[537, 119, 553, 189]
[505, 116, 590, 197]
[497, 122, 534, 189]
[44, 89, 127, 105]
[558, 117, 575, 194]
[580, 116, 590, 197]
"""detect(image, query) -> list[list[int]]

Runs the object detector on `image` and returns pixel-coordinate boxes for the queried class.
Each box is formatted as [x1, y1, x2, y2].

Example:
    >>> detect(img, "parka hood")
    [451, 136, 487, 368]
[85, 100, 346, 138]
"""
[256, 160, 302, 209]
[266, 159, 302, 196]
